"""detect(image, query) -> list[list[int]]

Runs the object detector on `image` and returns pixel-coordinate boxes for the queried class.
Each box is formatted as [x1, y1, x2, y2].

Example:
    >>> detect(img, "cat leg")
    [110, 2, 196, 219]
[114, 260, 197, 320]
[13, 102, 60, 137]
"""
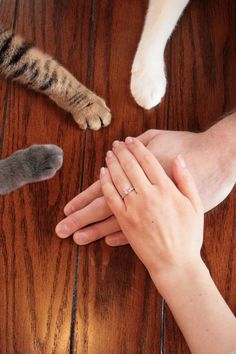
[131, 0, 189, 109]
[0, 145, 63, 195]
[0, 29, 111, 130]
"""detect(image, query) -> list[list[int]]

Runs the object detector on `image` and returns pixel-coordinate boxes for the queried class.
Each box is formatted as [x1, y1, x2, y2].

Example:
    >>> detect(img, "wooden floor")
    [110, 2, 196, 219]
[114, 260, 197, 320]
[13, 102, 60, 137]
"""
[0, 0, 235, 353]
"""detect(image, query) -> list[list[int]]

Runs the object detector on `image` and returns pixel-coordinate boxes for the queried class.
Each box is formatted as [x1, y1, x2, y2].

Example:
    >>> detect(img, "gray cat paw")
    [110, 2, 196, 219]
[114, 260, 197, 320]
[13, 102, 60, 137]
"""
[0, 144, 63, 195]
[25, 144, 63, 182]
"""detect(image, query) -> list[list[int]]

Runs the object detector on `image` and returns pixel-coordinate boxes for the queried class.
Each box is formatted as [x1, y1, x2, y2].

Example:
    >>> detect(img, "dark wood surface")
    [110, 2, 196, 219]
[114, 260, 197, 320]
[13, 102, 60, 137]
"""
[0, 0, 235, 353]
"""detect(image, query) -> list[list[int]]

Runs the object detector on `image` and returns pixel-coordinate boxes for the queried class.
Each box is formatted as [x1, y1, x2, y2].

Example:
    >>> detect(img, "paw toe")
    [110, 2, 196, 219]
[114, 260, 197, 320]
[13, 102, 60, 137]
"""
[73, 99, 112, 131]
[43, 144, 63, 156]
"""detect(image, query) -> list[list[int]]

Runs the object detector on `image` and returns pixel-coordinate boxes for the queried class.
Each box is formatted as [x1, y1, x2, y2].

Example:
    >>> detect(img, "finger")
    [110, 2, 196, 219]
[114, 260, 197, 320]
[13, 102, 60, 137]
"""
[172, 155, 203, 213]
[124, 137, 170, 186]
[137, 129, 159, 145]
[100, 167, 125, 215]
[73, 216, 120, 245]
[105, 150, 137, 200]
[56, 195, 112, 238]
[111, 141, 151, 191]
[64, 180, 102, 216]
[105, 232, 129, 247]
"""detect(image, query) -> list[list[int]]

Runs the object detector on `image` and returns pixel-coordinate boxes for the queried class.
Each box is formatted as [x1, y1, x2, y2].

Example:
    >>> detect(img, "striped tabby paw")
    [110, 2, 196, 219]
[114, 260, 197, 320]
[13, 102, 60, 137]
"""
[72, 95, 112, 131]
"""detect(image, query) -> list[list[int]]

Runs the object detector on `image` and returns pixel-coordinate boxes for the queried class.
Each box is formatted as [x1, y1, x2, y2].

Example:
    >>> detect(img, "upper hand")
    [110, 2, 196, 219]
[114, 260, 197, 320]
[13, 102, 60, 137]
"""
[99, 138, 204, 281]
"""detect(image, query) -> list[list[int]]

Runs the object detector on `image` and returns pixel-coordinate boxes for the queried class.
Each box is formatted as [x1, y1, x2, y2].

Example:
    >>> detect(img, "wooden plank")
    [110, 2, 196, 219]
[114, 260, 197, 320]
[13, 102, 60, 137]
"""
[74, 1, 167, 353]
[0, 1, 16, 29]
[164, 0, 236, 352]
[0, 1, 16, 150]
[0, 78, 8, 154]
[0, 3, 17, 352]
[1, 0, 234, 353]
[0, 0, 87, 352]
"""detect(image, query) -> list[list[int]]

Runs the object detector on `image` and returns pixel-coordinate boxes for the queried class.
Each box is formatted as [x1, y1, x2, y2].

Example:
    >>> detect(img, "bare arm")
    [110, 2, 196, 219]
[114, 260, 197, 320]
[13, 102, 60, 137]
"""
[99, 138, 236, 353]
[155, 261, 236, 354]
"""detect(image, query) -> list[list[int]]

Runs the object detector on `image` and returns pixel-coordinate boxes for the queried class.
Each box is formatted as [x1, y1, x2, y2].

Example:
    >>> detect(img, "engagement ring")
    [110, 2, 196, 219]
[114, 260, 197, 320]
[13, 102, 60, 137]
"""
[122, 186, 135, 200]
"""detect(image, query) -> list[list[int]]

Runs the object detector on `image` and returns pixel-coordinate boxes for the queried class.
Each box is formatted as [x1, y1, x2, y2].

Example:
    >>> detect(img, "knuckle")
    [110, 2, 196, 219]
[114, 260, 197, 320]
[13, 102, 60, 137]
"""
[125, 211, 138, 225]
[140, 186, 153, 200]
[112, 174, 122, 187]
[87, 224, 103, 239]
[122, 159, 131, 171]
[141, 188, 162, 209]
[67, 215, 80, 230]
[142, 152, 152, 165]
[105, 193, 115, 205]
[105, 194, 123, 212]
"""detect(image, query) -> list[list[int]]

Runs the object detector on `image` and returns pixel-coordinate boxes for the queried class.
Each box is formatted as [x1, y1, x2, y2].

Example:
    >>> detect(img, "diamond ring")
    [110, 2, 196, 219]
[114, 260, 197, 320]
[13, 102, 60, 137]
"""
[122, 186, 135, 200]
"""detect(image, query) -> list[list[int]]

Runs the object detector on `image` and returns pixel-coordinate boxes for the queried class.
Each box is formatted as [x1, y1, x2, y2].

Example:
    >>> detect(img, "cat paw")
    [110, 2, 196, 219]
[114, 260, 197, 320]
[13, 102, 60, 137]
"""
[25, 144, 63, 182]
[130, 64, 166, 109]
[73, 97, 112, 131]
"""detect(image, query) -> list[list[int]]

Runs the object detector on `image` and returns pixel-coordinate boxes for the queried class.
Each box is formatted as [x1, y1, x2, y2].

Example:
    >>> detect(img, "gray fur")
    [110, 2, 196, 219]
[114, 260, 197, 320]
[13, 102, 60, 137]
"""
[0, 144, 63, 195]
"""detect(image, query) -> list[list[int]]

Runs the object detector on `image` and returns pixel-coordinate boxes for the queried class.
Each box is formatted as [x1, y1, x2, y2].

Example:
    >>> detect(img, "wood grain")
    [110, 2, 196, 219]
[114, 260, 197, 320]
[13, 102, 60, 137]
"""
[0, 0, 16, 155]
[0, 1, 85, 352]
[0, 0, 235, 353]
[74, 1, 164, 353]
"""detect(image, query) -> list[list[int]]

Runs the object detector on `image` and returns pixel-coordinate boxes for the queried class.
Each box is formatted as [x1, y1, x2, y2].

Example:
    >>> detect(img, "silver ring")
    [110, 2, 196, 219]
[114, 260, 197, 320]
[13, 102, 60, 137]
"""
[122, 186, 135, 200]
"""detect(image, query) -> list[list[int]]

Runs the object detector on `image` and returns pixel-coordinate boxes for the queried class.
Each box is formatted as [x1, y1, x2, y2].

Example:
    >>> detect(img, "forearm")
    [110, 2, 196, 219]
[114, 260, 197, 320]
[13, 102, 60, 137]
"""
[151, 260, 236, 354]
[208, 111, 236, 177]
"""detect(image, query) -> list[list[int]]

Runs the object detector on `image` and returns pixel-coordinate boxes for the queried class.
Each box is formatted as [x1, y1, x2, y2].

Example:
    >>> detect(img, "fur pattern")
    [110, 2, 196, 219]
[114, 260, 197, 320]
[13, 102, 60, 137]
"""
[0, 27, 111, 130]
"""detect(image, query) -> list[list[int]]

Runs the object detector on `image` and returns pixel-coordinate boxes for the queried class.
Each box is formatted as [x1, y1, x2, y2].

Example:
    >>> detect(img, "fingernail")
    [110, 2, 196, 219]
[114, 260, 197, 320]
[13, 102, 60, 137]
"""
[106, 150, 113, 158]
[125, 137, 133, 144]
[74, 231, 88, 245]
[177, 154, 186, 168]
[55, 223, 68, 236]
[64, 205, 74, 215]
[105, 236, 115, 245]
[100, 167, 106, 177]
[112, 140, 120, 148]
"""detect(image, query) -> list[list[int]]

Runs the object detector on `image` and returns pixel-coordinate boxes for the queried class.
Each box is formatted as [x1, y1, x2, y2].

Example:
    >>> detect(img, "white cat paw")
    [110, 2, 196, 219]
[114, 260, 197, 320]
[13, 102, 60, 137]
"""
[130, 65, 166, 109]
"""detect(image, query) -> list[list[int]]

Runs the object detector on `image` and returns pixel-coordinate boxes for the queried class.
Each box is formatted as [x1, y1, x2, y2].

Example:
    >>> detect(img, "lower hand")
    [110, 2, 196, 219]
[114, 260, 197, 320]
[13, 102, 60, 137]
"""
[56, 124, 234, 245]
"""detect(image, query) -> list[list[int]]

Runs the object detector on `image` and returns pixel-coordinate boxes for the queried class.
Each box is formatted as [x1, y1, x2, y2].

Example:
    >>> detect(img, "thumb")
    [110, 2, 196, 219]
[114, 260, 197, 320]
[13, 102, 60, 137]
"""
[136, 129, 159, 146]
[172, 155, 203, 213]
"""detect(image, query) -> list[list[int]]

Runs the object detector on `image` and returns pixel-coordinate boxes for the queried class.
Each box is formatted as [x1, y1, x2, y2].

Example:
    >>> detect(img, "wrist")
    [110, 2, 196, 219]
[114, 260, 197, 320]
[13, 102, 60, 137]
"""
[149, 257, 209, 297]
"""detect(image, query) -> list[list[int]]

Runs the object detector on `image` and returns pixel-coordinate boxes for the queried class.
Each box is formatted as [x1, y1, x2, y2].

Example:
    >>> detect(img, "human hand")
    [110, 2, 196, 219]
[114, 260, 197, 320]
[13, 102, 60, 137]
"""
[99, 138, 204, 284]
[55, 131, 157, 243]
[56, 124, 234, 245]
[55, 130, 196, 244]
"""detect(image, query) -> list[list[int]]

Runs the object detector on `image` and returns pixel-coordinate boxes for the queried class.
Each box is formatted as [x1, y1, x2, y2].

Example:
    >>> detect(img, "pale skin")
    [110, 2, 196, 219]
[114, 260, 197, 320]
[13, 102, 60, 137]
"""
[55, 111, 236, 246]
[98, 138, 236, 353]
[55, 117, 236, 352]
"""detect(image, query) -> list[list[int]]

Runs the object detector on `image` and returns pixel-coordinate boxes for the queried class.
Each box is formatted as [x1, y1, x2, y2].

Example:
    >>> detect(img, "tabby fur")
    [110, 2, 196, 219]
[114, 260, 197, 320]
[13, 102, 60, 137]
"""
[0, 27, 111, 130]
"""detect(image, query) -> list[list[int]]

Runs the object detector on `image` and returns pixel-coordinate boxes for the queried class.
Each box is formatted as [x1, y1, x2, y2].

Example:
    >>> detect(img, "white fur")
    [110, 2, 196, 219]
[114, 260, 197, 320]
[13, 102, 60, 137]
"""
[131, 0, 190, 109]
